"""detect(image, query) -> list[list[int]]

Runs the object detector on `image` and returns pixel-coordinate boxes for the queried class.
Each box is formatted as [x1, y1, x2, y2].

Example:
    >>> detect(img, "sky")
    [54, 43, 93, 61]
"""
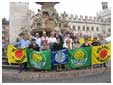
[0, 0, 111, 20]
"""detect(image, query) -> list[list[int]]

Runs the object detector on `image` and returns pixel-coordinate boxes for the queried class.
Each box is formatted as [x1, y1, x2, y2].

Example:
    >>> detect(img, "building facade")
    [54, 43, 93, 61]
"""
[60, 2, 111, 36]
[9, 2, 34, 43]
[65, 14, 111, 36]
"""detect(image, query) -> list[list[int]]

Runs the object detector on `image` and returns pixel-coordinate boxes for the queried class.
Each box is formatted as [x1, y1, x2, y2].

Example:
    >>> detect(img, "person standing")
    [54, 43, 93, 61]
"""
[73, 36, 80, 48]
[34, 33, 41, 47]
[2, 42, 7, 56]
[48, 32, 57, 49]
[91, 36, 101, 68]
[41, 31, 48, 43]
[81, 38, 90, 47]
[28, 39, 40, 71]
[91, 36, 101, 46]
[18, 34, 31, 73]
[99, 35, 107, 45]
[29, 39, 40, 51]
[63, 33, 73, 49]
[99, 35, 108, 69]
[19, 35, 31, 48]
[52, 35, 63, 50]
[52, 35, 64, 71]
[40, 40, 49, 51]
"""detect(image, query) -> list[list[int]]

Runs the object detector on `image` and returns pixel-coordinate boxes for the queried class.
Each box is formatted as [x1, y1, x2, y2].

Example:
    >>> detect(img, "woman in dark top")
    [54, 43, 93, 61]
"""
[52, 35, 63, 51]
[29, 39, 40, 71]
[52, 35, 65, 71]
[81, 38, 90, 47]
[91, 37, 101, 46]
[29, 39, 40, 51]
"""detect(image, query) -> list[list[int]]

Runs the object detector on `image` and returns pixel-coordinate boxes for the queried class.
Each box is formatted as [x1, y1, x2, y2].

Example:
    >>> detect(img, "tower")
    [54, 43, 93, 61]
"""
[102, 2, 108, 10]
[9, 2, 32, 43]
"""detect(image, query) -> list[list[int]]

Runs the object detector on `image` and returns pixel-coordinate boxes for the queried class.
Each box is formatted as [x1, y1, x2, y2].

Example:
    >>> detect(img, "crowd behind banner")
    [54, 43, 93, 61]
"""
[7, 31, 111, 72]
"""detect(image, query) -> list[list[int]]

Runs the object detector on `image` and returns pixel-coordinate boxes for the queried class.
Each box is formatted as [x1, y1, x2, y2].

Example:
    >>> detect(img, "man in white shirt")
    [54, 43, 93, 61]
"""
[48, 32, 57, 49]
[35, 33, 41, 47]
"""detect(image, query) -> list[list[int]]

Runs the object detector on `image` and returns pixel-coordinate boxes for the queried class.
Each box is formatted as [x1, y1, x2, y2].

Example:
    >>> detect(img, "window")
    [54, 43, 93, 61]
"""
[96, 27, 99, 31]
[73, 25, 75, 30]
[91, 26, 94, 31]
[78, 26, 80, 31]
[5, 32, 8, 34]
[87, 26, 89, 31]
[2, 34, 4, 36]
[108, 28, 111, 32]
[2, 36, 4, 39]
[2, 31, 5, 34]
[83, 26, 85, 31]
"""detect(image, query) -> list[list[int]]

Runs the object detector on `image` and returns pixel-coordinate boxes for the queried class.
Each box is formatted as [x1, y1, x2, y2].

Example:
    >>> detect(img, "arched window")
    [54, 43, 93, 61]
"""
[87, 26, 89, 31]
[73, 25, 75, 30]
[96, 27, 99, 31]
[78, 26, 80, 31]
[83, 26, 85, 31]
[91, 26, 94, 31]
[108, 28, 111, 32]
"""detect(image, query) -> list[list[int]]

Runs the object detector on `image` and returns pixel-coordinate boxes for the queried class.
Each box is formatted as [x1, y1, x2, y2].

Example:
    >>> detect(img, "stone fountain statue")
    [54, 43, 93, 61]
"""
[31, 2, 61, 36]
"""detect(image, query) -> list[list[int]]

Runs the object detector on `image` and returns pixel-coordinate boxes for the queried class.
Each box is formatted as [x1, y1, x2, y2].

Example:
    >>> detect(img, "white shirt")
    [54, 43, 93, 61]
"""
[48, 37, 57, 43]
[35, 37, 41, 47]
[41, 36, 48, 42]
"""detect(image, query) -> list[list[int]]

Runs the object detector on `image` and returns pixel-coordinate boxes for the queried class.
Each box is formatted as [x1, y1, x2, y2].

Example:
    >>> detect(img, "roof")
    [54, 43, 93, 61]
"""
[35, 2, 59, 5]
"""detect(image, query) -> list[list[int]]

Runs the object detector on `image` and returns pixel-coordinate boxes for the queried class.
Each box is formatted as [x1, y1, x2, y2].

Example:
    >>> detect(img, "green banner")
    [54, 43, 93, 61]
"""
[26, 48, 51, 70]
[68, 47, 92, 69]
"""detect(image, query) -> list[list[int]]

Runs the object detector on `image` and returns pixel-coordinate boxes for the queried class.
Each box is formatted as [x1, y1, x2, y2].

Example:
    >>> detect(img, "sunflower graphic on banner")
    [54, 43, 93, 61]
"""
[7, 45, 27, 64]
[26, 48, 51, 70]
[51, 49, 68, 65]
[92, 43, 111, 64]
[68, 47, 92, 68]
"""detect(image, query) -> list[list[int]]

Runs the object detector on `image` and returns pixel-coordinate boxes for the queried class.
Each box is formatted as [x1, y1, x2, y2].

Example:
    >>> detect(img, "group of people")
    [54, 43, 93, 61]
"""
[13, 31, 109, 73]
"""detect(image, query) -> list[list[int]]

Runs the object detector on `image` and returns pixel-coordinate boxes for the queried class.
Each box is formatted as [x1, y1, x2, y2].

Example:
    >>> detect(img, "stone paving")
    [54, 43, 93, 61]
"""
[2, 67, 111, 82]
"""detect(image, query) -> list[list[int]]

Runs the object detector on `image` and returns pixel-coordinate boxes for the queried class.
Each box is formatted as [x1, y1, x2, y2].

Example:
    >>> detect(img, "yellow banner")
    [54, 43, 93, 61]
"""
[92, 43, 111, 64]
[79, 38, 84, 45]
[7, 45, 27, 64]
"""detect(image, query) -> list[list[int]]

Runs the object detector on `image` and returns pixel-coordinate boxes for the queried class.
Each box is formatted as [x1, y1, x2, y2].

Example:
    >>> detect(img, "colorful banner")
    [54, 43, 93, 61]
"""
[26, 49, 51, 70]
[51, 49, 68, 65]
[92, 43, 111, 64]
[7, 45, 27, 64]
[7, 43, 111, 70]
[68, 47, 92, 68]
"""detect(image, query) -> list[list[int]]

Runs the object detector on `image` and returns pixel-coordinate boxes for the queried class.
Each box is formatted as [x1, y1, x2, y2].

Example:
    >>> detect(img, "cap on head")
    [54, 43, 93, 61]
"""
[31, 39, 36, 41]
